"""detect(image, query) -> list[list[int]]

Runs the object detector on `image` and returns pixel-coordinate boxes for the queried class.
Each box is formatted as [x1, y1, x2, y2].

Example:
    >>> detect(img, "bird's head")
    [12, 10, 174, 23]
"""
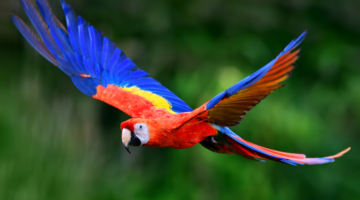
[120, 119, 152, 153]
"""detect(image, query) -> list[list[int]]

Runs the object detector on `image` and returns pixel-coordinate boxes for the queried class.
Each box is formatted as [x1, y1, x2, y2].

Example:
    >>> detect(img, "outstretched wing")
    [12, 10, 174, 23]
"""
[179, 32, 305, 127]
[206, 32, 305, 126]
[12, 0, 192, 118]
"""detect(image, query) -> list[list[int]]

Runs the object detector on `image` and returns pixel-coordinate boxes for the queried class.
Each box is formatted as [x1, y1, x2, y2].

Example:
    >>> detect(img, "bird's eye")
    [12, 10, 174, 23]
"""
[139, 125, 142, 129]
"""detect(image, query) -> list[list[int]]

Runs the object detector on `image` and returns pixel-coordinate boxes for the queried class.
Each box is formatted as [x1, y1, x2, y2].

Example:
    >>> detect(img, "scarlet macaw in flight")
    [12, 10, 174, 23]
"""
[12, 0, 350, 165]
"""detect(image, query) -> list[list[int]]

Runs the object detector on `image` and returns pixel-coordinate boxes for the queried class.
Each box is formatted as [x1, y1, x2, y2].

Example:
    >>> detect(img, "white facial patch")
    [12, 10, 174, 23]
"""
[134, 123, 150, 145]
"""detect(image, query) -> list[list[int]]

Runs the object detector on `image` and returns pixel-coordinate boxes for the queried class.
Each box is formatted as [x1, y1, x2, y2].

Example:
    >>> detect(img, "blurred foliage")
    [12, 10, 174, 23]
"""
[0, 0, 360, 199]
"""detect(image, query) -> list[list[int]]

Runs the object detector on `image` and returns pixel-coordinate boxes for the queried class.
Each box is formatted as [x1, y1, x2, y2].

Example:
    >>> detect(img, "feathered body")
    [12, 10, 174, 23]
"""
[121, 116, 217, 149]
[11, 0, 349, 166]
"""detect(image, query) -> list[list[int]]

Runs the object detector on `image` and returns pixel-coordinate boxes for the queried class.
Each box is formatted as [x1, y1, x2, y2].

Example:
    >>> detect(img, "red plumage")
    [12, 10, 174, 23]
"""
[12, 0, 349, 166]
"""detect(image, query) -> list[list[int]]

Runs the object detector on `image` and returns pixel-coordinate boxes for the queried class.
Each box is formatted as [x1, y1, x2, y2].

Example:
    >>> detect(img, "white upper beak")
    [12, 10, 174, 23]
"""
[122, 128, 131, 147]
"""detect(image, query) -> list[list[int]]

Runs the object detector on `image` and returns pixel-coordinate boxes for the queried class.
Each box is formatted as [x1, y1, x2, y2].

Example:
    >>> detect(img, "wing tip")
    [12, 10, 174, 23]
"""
[10, 14, 21, 25]
[9, 13, 17, 19]
[60, 0, 73, 15]
[281, 31, 307, 55]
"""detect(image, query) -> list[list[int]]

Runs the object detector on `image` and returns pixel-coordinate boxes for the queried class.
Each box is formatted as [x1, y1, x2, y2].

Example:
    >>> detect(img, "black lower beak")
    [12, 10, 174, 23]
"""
[129, 136, 142, 147]
[124, 133, 142, 154]
[125, 145, 131, 154]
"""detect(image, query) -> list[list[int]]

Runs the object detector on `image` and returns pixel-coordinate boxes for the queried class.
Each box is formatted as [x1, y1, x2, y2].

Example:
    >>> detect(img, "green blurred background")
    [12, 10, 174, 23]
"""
[0, 0, 359, 199]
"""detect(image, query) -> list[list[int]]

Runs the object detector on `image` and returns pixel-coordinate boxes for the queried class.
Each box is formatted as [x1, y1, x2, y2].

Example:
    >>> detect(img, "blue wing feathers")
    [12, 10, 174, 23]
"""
[101, 37, 109, 69]
[48, 27, 66, 51]
[13, 4, 340, 164]
[126, 77, 160, 86]
[108, 48, 121, 72]
[84, 58, 96, 77]
[122, 70, 149, 81]
[206, 32, 306, 110]
[75, 52, 87, 73]
[106, 39, 116, 70]
[112, 58, 137, 76]
[225, 58, 277, 96]
[101, 37, 116, 71]
[94, 63, 103, 79]
[36, 0, 71, 52]
[19, 0, 60, 56]
[10, 15, 59, 66]
[206, 92, 226, 109]
[88, 25, 98, 63]
[95, 29, 103, 64]
[57, 65, 72, 76]
[13, 0, 192, 113]
[283, 31, 306, 53]
[65, 52, 82, 74]
[55, 55, 73, 75]
[58, 28, 71, 49]
[61, 0, 80, 53]
[78, 16, 89, 58]
[71, 76, 97, 96]
[101, 70, 110, 88]
[14, 0, 304, 114]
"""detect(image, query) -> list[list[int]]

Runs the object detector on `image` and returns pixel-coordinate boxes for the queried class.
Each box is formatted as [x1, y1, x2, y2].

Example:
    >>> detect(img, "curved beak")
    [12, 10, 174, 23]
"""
[122, 128, 132, 154]
[122, 128, 142, 154]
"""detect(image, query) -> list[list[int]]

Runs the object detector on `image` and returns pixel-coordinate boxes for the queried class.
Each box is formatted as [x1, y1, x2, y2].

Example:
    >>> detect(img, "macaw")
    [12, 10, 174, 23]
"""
[12, 0, 350, 166]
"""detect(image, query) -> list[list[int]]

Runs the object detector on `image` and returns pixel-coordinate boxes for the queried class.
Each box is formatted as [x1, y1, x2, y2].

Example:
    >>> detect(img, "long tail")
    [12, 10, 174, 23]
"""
[186, 32, 350, 165]
[200, 127, 350, 165]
